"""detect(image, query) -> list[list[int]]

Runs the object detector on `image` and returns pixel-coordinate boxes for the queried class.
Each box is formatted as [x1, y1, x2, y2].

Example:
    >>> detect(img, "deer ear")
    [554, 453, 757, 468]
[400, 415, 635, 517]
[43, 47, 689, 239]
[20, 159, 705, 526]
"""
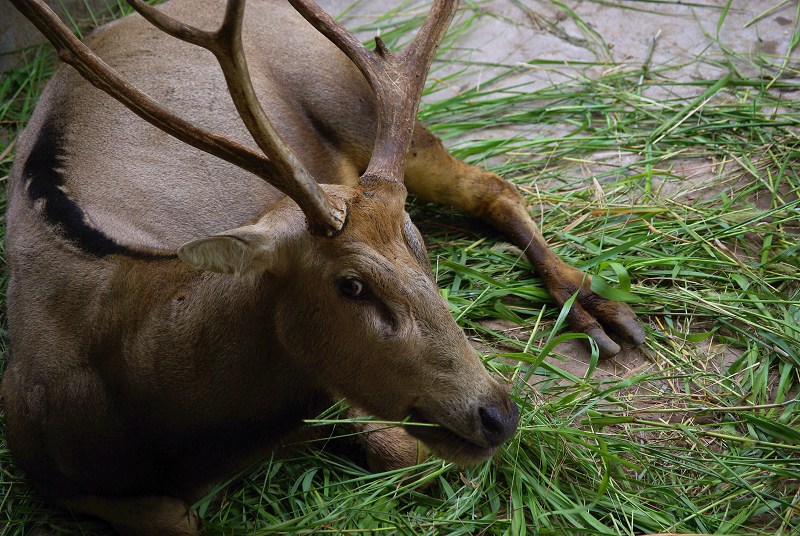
[178, 230, 260, 275]
[178, 213, 302, 276]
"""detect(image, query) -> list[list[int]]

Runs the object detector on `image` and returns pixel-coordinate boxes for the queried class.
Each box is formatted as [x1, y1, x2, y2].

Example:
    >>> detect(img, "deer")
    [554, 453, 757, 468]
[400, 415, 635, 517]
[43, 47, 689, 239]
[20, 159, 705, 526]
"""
[2, 0, 646, 534]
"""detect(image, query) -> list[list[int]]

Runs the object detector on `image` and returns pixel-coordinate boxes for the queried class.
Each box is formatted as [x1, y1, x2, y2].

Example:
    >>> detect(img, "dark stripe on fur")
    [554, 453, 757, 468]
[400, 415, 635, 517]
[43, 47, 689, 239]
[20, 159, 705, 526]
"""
[22, 120, 171, 260]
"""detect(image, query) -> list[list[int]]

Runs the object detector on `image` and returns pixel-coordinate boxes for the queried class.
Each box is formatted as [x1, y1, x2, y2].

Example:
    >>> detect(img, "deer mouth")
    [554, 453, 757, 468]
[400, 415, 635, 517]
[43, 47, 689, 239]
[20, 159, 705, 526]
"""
[404, 409, 496, 465]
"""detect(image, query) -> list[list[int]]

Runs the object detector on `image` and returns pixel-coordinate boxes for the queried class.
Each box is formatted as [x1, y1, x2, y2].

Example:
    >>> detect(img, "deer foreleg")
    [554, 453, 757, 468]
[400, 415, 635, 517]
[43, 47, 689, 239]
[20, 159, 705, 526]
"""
[404, 125, 645, 357]
[275, 403, 425, 473]
[340, 406, 427, 473]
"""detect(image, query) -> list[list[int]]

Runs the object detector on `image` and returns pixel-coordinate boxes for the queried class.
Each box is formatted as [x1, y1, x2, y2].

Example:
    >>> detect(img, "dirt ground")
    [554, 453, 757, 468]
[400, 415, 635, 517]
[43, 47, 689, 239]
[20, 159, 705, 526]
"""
[333, 1, 797, 95]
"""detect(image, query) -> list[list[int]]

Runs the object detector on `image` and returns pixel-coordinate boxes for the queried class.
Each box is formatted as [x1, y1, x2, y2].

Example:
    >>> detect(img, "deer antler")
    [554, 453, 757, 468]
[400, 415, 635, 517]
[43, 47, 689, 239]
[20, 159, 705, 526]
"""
[12, 0, 458, 231]
[10, 0, 346, 237]
[288, 0, 459, 184]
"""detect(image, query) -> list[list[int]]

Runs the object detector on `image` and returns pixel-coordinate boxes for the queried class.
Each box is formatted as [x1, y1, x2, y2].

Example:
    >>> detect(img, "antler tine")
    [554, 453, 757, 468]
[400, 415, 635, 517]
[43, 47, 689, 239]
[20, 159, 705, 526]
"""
[10, 0, 346, 237]
[289, 0, 459, 185]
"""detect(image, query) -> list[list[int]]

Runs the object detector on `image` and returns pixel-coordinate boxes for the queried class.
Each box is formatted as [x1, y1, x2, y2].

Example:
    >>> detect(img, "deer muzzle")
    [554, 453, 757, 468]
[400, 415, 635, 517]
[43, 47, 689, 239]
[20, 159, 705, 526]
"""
[404, 387, 519, 465]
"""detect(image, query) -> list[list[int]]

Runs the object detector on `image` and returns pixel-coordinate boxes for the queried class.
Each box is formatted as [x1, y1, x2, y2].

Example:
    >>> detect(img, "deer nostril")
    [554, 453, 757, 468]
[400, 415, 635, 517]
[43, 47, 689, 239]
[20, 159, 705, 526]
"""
[478, 401, 519, 447]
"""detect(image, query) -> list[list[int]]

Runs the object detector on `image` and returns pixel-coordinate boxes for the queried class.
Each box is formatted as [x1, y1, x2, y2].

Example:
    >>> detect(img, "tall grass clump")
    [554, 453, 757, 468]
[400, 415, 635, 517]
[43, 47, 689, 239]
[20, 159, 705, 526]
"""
[1, 1, 798, 535]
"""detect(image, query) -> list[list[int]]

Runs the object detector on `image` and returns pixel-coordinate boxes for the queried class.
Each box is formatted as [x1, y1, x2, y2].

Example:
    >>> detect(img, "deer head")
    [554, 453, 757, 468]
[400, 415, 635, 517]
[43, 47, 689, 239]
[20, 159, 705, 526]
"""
[178, 179, 518, 462]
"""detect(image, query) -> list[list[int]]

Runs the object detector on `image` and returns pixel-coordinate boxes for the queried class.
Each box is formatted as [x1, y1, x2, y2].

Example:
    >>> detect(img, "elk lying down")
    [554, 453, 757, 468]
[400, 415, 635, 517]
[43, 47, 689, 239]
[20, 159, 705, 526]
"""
[2, 0, 645, 533]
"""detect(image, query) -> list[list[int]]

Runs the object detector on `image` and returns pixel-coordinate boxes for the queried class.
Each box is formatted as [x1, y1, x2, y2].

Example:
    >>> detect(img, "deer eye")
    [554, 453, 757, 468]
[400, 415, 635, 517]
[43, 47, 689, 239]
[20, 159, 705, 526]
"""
[338, 277, 368, 299]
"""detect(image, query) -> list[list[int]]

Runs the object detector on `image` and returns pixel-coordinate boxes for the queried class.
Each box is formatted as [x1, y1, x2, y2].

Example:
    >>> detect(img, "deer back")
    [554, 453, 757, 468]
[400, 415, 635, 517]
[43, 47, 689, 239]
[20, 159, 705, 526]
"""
[10, 0, 375, 253]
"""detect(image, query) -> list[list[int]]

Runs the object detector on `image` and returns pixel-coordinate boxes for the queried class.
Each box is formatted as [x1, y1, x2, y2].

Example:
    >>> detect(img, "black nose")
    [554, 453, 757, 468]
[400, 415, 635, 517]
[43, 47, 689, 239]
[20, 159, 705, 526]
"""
[478, 399, 519, 447]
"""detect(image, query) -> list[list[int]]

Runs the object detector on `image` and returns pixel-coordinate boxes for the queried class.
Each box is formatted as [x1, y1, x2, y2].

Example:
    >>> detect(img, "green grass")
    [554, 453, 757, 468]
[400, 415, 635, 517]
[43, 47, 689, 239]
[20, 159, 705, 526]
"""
[2, 0, 799, 534]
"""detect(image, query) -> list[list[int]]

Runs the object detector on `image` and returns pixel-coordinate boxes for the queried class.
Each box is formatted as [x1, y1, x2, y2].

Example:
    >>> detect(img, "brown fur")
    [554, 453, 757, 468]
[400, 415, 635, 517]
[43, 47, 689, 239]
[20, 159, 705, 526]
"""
[3, 0, 643, 533]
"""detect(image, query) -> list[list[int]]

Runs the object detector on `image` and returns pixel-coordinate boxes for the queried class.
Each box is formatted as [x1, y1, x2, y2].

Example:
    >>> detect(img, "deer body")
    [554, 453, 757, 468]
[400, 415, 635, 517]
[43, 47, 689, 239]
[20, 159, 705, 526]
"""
[3, 0, 644, 533]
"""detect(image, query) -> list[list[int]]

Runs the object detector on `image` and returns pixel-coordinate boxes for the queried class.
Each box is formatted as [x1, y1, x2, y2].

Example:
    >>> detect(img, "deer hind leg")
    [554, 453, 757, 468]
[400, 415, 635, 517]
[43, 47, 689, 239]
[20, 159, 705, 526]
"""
[59, 494, 199, 536]
[404, 124, 645, 357]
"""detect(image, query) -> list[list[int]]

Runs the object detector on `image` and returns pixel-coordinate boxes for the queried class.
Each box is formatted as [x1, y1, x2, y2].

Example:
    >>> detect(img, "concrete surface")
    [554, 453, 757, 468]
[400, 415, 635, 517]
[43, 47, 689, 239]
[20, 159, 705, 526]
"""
[0, 0, 114, 72]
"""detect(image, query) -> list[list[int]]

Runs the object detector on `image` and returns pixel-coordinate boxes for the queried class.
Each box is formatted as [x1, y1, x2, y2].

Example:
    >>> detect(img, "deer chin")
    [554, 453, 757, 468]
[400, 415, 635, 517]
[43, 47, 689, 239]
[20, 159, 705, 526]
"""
[404, 409, 497, 466]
